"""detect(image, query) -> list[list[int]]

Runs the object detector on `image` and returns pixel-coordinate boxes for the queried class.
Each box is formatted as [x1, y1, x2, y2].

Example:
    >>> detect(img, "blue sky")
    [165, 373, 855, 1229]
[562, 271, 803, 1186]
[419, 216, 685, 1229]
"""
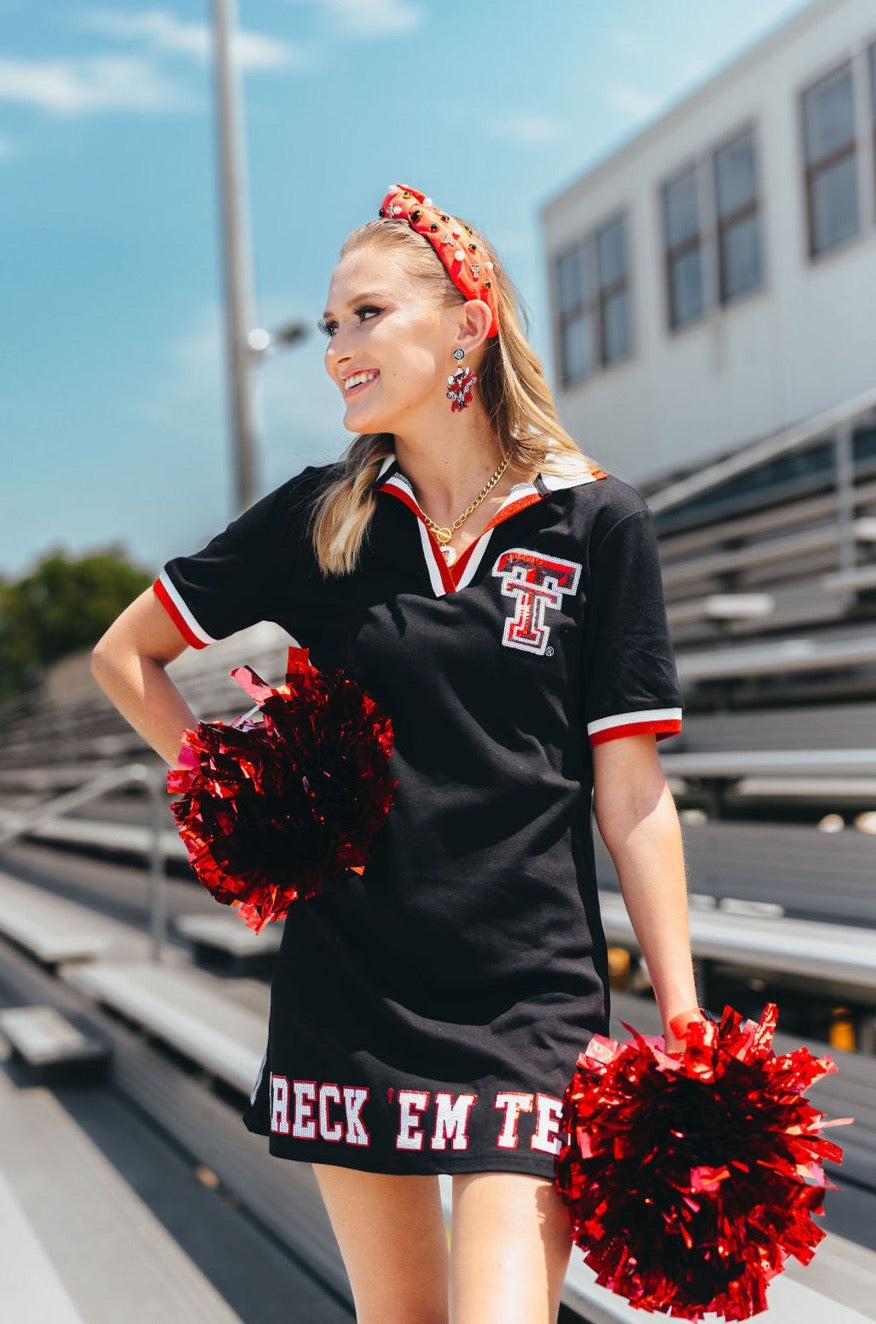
[1, 0, 812, 580]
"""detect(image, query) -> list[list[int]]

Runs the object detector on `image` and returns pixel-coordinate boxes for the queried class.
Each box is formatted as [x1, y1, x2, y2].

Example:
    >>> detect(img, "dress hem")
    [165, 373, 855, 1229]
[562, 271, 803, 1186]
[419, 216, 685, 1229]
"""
[244, 1114, 561, 1180]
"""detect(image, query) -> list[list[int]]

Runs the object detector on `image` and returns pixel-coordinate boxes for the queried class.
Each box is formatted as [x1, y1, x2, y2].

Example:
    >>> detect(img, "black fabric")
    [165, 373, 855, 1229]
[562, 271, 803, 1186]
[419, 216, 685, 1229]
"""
[158, 461, 682, 1178]
[582, 503, 682, 732]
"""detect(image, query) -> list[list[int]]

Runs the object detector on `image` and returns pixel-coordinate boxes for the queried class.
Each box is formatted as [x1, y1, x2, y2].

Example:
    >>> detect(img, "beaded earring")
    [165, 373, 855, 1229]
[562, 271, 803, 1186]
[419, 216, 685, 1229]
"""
[447, 348, 477, 413]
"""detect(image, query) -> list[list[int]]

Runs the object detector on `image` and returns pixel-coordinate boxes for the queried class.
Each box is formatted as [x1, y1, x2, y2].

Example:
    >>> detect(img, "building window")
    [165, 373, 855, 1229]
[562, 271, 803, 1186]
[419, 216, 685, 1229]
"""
[801, 61, 859, 257]
[555, 241, 595, 385]
[713, 130, 762, 301]
[554, 212, 631, 386]
[596, 216, 631, 364]
[663, 165, 704, 329]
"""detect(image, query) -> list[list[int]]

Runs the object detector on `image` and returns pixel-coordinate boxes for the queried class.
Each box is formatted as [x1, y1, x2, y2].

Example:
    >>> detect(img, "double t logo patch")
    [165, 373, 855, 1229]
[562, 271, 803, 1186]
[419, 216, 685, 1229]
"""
[491, 548, 582, 655]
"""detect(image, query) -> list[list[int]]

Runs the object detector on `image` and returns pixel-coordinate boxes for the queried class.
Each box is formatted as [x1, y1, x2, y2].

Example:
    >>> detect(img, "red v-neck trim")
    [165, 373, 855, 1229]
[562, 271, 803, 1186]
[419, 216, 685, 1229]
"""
[379, 480, 544, 592]
[449, 493, 543, 585]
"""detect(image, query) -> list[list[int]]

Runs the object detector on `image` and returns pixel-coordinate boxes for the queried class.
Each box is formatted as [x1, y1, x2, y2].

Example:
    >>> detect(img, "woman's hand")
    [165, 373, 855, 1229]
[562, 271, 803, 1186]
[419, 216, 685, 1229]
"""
[664, 1007, 707, 1055]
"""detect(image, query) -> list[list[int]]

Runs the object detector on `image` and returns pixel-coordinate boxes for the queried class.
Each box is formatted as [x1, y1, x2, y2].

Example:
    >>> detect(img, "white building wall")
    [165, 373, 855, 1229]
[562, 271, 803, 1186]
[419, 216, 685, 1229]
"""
[541, 0, 876, 487]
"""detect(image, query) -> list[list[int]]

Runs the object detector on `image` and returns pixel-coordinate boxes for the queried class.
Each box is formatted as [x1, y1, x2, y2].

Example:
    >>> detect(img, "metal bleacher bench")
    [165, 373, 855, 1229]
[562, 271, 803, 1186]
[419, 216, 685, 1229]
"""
[174, 912, 283, 968]
[0, 869, 148, 967]
[596, 820, 876, 928]
[0, 1058, 241, 1322]
[60, 960, 267, 1096]
[0, 1005, 110, 1076]
[599, 890, 876, 994]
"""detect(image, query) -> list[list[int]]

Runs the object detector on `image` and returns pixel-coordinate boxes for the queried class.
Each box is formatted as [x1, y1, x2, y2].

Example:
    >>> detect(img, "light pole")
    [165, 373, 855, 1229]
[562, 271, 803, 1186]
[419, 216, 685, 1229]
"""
[211, 2, 309, 512]
[211, 0, 258, 513]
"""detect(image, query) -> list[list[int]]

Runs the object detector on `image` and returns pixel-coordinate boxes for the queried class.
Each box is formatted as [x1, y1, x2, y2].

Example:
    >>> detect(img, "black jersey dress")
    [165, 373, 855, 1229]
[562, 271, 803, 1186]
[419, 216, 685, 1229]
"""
[153, 452, 682, 1180]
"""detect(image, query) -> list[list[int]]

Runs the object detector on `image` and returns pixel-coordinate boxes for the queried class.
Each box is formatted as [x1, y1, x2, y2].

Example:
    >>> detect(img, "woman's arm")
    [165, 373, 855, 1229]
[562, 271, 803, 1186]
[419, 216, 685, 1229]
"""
[592, 732, 701, 1051]
[91, 587, 198, 766]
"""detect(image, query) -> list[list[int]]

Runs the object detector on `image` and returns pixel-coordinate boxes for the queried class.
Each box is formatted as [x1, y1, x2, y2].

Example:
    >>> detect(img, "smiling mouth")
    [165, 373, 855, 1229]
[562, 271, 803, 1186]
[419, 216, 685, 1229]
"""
[343, 370, 379, 397]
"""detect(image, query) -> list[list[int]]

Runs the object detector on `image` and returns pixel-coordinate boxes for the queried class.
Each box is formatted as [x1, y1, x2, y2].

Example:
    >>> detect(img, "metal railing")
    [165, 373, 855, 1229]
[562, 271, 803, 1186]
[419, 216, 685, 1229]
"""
[0, 762, 170, 963]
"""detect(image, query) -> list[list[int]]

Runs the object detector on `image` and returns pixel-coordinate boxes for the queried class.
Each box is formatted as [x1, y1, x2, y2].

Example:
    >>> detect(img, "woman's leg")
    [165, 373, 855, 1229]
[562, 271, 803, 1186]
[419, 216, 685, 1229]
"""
[311, 1163, 450, 1324]
[448, 1171, 574, 1324]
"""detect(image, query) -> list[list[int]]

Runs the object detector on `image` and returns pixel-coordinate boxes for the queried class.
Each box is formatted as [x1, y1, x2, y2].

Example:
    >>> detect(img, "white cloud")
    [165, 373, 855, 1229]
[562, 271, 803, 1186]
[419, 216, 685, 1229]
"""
[83, 9, 301, 71]
[605, 81, 663, 125]
[286, 0, 423, 38]
[0, 55, 191, 115]
[490, 113, 566, 148]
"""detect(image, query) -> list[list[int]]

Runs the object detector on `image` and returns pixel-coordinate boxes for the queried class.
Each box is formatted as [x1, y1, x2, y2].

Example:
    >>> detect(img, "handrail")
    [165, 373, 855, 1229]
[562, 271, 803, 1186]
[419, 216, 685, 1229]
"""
[0, 761, 171, 964]
[648, 385, 876, 514]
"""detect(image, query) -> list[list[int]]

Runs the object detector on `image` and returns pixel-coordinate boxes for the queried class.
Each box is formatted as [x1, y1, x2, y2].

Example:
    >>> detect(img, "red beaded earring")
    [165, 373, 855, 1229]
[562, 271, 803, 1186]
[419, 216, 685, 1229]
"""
[447, 347, 477, 413]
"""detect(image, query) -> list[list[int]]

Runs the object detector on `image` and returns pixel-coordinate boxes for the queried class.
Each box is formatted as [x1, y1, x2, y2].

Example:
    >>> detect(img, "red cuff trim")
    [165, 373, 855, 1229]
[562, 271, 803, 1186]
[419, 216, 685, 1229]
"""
[153, 577, 208, 650]
[590, 718, 682, 747]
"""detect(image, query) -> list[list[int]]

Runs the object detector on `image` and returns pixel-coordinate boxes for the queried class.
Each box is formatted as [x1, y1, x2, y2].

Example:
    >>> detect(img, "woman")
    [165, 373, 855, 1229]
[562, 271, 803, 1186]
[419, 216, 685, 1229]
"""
[92, 184, 702, 1324]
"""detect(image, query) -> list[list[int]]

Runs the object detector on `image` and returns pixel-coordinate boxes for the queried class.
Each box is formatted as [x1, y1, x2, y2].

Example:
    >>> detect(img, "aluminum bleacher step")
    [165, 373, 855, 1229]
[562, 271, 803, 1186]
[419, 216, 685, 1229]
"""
[599, 890, 876, 992]
[175, 911, 284, 963]
[660, 748, 876, 777]
[60, 960, 266, 1096]
[0, 870, 149, 966]
[0, 1005, 110, 1075]
[0, 1064, 241, 1322]
[0, 808, 185, 861]
[0, 1171, 85, 1323]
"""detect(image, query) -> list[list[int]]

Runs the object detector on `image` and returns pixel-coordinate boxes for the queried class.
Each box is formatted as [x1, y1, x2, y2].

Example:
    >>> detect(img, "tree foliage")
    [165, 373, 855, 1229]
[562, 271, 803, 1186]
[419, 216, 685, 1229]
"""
[0, 549, 151, 702]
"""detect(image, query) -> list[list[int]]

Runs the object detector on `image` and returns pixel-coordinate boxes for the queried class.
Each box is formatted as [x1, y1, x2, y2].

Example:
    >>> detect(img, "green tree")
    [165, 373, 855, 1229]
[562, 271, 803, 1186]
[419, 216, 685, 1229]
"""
[0, 549, 151, 702]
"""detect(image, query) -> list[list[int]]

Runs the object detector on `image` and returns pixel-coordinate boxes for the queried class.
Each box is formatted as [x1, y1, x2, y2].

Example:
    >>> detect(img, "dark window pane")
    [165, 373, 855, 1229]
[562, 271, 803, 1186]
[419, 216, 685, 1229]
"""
[556, 248, 583, 313]
[602, 290, 631, 363]
[663, 167, 699, 247]
[721, 214, 762, 299]
[670, 248, 704, 327]
[715, 132, 757, 216]
[556, 242, 594, 313]
[562, 311, 595, 383]
[803, 64, 854, 163]
[811, 153, 859, 252]
[597, 216, 626, 288]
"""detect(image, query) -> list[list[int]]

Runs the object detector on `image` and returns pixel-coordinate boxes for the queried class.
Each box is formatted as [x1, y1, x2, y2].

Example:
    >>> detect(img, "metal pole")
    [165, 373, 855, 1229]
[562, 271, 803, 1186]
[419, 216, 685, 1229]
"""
[147, 767, 169, 964]
[834, 419, 855, 578]
[211, 0, 259, 513]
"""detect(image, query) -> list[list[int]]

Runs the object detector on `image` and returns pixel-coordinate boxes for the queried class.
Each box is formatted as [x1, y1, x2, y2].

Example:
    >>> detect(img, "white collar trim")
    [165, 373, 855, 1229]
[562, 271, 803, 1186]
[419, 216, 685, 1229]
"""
[375, 449, 600, 492]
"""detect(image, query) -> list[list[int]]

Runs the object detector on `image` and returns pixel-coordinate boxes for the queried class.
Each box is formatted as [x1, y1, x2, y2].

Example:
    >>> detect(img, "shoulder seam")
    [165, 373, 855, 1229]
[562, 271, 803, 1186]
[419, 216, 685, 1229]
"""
[592, 504, 651, 558]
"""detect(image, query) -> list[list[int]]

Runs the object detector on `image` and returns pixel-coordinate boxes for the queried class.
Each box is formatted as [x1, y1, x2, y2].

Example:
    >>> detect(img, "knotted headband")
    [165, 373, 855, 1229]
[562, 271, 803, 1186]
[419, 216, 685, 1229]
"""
[378, 184, 499, 338]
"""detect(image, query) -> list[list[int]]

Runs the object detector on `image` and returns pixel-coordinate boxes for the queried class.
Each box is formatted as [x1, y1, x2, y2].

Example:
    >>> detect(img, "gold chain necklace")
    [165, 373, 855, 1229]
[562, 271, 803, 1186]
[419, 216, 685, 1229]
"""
[418, 455, 510, 566]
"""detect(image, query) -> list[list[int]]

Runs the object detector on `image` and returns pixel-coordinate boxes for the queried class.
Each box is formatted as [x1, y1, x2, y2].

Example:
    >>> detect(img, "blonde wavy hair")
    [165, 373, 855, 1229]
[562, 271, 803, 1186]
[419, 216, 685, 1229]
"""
[308, 214, 601, 576]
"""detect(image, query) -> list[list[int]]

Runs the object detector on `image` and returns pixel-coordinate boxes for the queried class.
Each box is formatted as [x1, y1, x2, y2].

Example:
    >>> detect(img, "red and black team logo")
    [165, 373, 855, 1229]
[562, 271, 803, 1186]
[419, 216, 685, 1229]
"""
[491, 548, 582, 655]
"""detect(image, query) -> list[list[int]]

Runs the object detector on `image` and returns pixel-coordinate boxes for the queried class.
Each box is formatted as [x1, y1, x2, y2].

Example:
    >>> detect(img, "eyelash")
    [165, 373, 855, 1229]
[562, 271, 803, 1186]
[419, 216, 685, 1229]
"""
[318, 305, 382, 338]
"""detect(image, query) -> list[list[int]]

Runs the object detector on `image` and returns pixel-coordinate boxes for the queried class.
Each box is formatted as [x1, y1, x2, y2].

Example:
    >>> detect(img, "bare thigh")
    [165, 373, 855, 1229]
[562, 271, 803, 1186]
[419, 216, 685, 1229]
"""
[449, 1171, 574, 1324]
[311, 1163, 450, 1324]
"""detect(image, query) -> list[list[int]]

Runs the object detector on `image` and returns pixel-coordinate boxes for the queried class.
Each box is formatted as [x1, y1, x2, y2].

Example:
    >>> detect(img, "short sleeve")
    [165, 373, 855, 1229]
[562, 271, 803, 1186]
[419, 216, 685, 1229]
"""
[582, 506, 682, 747]
[152, 485, 283, 648]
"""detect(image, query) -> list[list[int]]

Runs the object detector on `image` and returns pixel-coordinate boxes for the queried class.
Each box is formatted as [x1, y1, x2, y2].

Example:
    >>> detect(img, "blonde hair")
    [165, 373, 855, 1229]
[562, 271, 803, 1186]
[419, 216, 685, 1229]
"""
[308, 215, 601, 576]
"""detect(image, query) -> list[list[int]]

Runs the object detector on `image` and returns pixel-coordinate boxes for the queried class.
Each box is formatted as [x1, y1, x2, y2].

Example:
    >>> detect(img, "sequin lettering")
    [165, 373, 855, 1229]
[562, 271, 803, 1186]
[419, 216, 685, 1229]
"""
[493, 1091, 535, 1148]
[531, 1093, 564, 1155]
[266, 1078, 562, 1156]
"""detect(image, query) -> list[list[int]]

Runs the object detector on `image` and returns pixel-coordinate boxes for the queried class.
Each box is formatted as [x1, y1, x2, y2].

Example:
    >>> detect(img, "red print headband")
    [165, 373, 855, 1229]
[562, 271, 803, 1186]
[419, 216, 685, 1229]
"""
[378, 184, 499, 338]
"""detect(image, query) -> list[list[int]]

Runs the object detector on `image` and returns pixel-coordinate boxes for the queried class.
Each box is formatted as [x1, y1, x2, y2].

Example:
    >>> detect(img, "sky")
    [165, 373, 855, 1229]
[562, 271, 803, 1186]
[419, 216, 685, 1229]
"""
[1, 0, 814, 581]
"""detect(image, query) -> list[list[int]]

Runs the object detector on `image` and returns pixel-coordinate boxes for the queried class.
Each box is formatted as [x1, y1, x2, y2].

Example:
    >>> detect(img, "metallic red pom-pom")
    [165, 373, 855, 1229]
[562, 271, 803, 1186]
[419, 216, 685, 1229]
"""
[554, 1004, 852, 1321]
[167, 646, 397, 932]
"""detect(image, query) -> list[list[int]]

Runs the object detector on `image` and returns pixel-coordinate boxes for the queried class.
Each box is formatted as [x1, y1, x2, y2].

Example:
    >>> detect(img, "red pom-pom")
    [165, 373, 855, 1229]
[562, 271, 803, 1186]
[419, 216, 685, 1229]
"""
[167, 646, 397, 932]
[554, 1004, 853, 1321]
